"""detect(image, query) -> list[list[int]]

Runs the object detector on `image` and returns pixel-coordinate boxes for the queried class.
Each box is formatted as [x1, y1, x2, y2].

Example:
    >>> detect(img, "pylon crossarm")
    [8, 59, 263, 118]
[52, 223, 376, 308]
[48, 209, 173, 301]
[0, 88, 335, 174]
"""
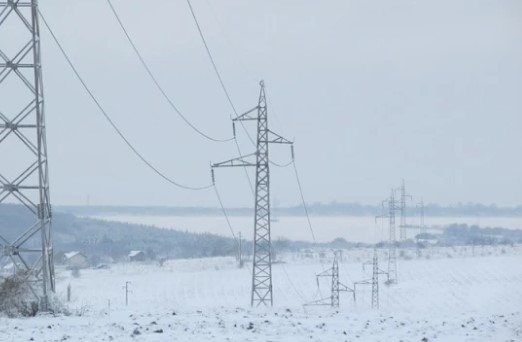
[233, 106, 259, 122]
[266, 130, 293, 144]
[339, 282, 354, 293]
[317, 269, 333, 277]
[212, 153, 257, 168]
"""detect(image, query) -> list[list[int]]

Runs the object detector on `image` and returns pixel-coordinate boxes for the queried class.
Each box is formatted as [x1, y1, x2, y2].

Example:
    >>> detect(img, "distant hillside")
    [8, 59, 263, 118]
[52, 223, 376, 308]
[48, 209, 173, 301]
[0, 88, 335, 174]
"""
[0, 204, 237, 262]
[0, 204, 367, 264]
[57, 202, 522, 217]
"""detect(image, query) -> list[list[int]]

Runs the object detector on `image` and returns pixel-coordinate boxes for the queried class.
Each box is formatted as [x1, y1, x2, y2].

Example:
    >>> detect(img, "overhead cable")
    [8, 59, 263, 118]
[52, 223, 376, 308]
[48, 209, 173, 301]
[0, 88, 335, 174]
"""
[39, 10, 212, 191]
[106, 0, 234, 143]
[185, 0, 256, 147]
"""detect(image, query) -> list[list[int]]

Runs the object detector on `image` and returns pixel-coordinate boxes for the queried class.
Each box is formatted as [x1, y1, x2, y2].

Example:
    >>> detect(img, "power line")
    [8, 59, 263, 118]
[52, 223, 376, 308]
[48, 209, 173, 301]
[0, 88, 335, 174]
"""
[39, 10, 212, 191]
[185, 0, 258, 195]
[105, 0, 233, 143]
[292, 160, 317, 243]
[186, 0, 238, 118]
[185, 0, 256, 147]
[281, 263, 308, 303]
[270, 160, 294, 168]
[213, 183, 253, 277]
[213, 184, 238, 245]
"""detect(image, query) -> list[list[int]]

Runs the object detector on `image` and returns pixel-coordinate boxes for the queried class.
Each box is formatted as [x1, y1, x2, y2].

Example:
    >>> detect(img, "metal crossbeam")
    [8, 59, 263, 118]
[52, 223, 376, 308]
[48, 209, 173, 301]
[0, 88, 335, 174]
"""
[0, 0, 55, 310]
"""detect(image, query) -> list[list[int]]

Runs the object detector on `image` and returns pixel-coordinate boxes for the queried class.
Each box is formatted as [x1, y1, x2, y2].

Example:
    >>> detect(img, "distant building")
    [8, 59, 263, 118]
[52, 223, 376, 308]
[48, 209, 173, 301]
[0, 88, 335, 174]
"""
[63, 251, 89, 269]
[128, 250, 146, 262]
[2, 263, 15, 276]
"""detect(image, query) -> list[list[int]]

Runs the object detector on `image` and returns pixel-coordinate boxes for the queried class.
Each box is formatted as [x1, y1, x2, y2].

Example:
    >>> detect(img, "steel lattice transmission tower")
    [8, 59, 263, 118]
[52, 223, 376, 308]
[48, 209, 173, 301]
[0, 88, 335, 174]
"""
[371, 249, 379, 309]
[306, 250, 353, 308]
[418, 200, 426, 235]
[0, 0, 54, 309]
[212, 81, 292, 306]
[397, 180, 412, 240]
[377, 190, 401, 284]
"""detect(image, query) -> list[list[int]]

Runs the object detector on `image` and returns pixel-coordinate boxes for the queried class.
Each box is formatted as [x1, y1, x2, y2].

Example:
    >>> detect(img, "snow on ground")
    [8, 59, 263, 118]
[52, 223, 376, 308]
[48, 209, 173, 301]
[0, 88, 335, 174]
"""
[1, 245, 521, 341]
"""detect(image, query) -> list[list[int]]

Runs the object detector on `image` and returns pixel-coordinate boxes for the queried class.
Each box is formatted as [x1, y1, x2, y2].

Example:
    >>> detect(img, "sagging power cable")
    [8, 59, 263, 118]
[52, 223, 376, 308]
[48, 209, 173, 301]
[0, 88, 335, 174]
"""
[185, 0, 256, 147]
[39, 10, 212, 191]
[106, 0, 233, 143]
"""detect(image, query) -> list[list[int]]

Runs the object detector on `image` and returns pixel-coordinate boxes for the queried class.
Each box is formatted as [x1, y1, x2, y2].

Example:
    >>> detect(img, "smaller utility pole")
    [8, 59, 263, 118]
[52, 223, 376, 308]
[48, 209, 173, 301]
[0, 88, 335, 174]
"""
[124, 281, 131, 306]
[238, 232, 244, 268]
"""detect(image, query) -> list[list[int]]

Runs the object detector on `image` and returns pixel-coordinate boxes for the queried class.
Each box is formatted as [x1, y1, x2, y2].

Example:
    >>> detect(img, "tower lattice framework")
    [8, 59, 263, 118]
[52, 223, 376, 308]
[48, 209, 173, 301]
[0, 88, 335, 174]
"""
[212, 81, 292, 306]
[0, 0, 54, 308]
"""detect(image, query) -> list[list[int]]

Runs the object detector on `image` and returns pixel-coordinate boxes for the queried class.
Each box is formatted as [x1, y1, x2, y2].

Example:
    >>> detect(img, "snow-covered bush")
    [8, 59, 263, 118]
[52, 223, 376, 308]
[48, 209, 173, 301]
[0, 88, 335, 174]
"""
[0, 274, 39, 317]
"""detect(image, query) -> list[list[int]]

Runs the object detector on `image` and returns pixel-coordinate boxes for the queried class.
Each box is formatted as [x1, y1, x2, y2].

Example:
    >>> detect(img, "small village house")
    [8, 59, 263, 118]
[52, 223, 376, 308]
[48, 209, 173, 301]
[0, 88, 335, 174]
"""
[128, 250, 146, 262]
[63, 251, 89, 269]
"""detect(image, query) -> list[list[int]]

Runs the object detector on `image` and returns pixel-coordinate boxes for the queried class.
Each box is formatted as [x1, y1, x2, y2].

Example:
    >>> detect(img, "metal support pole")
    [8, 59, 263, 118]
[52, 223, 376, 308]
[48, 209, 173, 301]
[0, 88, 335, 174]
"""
[238, 231, 243, 268]
[124, 281, 130, 306]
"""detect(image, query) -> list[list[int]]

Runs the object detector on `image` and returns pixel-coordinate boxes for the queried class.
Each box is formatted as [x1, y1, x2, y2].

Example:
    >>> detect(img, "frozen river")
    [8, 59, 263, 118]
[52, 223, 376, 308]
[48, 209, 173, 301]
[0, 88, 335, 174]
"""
[89, 215, 522, 243]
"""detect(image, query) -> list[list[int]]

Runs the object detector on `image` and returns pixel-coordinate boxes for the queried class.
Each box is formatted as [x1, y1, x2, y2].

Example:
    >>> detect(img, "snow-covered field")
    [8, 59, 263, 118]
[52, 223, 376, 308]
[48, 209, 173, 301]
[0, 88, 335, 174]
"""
[1, 245, 522, 341]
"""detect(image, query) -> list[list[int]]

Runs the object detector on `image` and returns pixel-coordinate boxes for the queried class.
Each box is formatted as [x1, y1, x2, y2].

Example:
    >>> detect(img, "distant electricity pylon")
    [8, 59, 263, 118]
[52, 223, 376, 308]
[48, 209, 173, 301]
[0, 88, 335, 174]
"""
[0, 0, 54, 309]
[212, 81, 293, 307]
[377, 189, 401, 284]
[396, 180, 412, 240]
[306, 250, 353, 308]
[355, 249, 386, 308]
[371, 249, 379, 309]
[417, 200, 426, 236]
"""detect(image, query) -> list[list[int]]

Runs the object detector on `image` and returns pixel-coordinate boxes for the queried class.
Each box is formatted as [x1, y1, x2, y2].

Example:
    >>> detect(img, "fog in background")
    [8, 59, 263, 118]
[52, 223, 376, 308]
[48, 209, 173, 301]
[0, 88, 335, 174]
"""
[2, 0, 521, 207]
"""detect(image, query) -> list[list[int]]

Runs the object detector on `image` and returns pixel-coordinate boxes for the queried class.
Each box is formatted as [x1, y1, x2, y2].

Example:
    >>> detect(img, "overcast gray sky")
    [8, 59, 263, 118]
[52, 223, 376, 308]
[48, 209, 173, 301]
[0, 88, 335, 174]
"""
[3, 0, 522, 207]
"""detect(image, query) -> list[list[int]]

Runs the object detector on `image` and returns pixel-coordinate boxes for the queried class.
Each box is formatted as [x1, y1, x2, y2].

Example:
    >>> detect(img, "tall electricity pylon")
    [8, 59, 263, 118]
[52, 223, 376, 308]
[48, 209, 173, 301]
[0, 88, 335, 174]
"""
[377, 190, 401, 284]
[0, 0, 54, 309]
[396, 180, 412, 240]
[418, 200, 426, 236]
[212, 81, 292, 307]
[306, 250, 353, 308]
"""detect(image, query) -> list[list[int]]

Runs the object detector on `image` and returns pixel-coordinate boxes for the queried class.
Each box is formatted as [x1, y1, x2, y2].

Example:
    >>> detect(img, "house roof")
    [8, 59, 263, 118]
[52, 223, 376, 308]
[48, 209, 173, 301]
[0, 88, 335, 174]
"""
[129, 250, 144, 257]
[64, 251, 83, 259]
[3, 263, 14, 270]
